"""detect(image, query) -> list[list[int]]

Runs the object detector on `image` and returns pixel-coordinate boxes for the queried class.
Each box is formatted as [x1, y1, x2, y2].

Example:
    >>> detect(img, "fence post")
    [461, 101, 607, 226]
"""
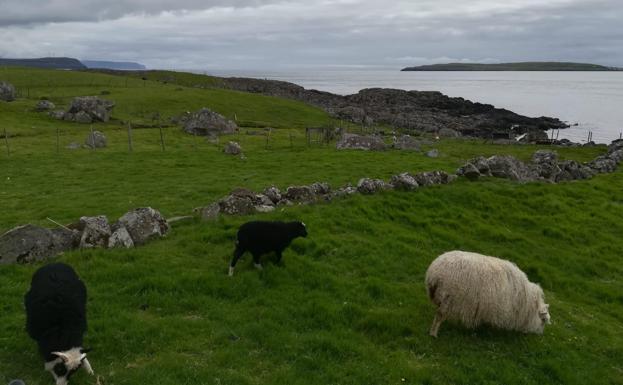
[3, 128, 9, 157]
[90, 126, 95, 151]
[289, 130, 293, 149]
[159, 122, 165, 152]
[127, 122, 133, 152]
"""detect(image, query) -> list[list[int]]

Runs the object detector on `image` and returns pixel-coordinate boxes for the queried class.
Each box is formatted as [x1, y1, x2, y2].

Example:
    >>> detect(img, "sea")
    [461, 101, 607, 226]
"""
[202, 68, 623, 144]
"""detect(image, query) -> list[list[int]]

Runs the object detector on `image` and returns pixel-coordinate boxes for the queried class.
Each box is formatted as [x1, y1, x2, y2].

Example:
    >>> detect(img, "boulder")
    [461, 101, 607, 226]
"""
[414, 171, 456, 186]
[78, 215, 111, 249]
[425, 149, 439, 158]
[0, 224, 79, 264]
[438, 128, 460, 138]
[224, 141, 242, 155]
[183, 108, 237, 136]
[218, 194, 256, 215]
[85, 130, 107, 149]
[332, 185, 358, 198]
[357, 178, 392, 194]
[390, 173, 419, 190]
[460, 163, 481, 181]
[67, 96, 115, 122]
[336, 133, 387, 151]
[196, 203, 221, 221]
[49, 110, 66, 120]
[107, 223, 134, 248]
[0, 81, 16, 102]
[36, 100, 55, 111]
[285, 186, 315, 203]
[74, 111, 93, 124]
[393, 135, 421, 151]
[531, 150, 561, 180]
[118, 207, 170, 245]
[588, 156, 617, 173]
[263, 186, 282, 204]
[486, 155, 538, 182]
[310, 182, 331, 195]
[556, 160, 595, 181]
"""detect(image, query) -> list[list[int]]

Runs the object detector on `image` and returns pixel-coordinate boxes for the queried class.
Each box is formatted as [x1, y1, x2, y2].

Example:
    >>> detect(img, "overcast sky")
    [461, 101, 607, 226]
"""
[0, 0, 621, 70]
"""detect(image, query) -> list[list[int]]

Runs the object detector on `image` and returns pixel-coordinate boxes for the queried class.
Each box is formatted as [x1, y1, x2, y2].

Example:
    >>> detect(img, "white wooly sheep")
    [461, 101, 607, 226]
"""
[425, 250, 551, 337]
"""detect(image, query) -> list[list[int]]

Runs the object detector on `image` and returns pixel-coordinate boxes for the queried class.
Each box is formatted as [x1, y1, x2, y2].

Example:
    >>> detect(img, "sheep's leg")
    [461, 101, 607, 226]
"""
[429, 310, 445, 338]
[252, 253, 263, 270]
[229, 244, 245, 276]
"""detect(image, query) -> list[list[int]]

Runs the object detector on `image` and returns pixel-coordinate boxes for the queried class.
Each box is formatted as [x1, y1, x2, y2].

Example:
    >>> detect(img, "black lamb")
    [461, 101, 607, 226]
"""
[24, 263, 94, 385]
[229, 220, 308, 276]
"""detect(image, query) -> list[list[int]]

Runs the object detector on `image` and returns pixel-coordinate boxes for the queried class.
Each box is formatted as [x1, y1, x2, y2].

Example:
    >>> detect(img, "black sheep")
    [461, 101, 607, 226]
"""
[229, 221, 307, 276]
[24, 263, 94, 385]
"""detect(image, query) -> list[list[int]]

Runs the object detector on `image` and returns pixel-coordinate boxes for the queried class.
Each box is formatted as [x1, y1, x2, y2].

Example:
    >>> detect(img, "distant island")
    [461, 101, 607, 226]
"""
[0, 57, 86, 70]
[81, 60, 146, 70]
[401, 62, 622, 71]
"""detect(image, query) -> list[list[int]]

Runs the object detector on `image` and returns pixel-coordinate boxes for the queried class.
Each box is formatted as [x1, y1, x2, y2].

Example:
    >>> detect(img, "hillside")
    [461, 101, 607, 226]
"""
[82, 60, 147, 70]
[402, 62, 622, 71]
[0, 67, 622, 385]
[0, 57, 86, 70]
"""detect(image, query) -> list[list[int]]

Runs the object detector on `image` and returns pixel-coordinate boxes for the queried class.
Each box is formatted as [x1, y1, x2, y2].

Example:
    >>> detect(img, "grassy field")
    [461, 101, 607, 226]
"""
[0, 68, 622, 385]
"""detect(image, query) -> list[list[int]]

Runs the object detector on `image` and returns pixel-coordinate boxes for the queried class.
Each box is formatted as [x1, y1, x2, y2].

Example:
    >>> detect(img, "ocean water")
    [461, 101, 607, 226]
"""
[205, 68, 623, 144]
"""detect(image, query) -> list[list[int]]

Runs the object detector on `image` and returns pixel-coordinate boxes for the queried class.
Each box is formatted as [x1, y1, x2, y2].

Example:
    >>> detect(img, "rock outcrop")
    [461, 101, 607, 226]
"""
[183, 108, 237, 136]
[224, 141, 242, 155]
[0, 225, 79, 264]
[85, 130, 107, 149]
[118, 207, 170, 246]
[0, 81, 16, 102]
[336, 133, 387, 151]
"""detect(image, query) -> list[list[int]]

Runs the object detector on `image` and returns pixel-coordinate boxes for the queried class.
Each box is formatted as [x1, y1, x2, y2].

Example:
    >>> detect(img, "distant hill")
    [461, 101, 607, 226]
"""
[401, 62, 622, 71]
[0, 57, 86, 70]
[81, 60, 146, 70]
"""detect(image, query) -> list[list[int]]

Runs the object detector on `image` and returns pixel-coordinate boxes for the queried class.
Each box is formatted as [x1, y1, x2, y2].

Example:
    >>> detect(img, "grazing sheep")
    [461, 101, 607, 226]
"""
[24, 263, 94, 385]
[425, 250, 550, 337]
[229, 221, 308, 276]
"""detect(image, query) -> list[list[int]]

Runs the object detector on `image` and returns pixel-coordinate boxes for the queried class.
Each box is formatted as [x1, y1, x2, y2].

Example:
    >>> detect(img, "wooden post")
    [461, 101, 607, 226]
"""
[289, 130, 293, 149]
[555, 129, 560, 140]
[159, 122, 165, 152]
[3, 128, 9, 157]
[127, 122, 133, 152]
[619, 132, 622, 140]
[90, 126, 95, 151]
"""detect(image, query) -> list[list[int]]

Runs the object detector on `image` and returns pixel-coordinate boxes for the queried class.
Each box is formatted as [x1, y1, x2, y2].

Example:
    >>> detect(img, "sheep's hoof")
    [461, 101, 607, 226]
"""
[228, 267, 235, 276]
[254, 263, 263, 270]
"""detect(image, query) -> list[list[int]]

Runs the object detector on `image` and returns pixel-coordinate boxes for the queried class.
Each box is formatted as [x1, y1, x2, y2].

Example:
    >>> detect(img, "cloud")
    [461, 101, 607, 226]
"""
[0, 0, 621, 69]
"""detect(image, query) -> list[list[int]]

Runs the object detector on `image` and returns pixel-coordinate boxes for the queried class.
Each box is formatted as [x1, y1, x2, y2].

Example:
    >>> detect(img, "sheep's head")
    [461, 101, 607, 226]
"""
[297, 222, 308, 238]
[45, 348, 93, 385]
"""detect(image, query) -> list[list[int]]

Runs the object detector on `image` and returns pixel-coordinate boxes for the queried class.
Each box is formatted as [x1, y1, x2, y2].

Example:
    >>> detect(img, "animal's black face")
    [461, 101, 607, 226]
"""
[52, 362, 79, 385]
[47, 348, 94, 385]
[299, 222, 308, 238]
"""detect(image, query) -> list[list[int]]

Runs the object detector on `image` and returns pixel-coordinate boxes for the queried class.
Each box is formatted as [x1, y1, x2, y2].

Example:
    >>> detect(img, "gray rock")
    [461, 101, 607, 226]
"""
[67, 96, 115, 122]
[609, 139, 623, 153]
[196, 203, 221, 221]
[49, 110, 66, 120]
[607, 149, 623, 164]
[310, 182, 331, 195]
[74, 111, 93, 124]
[532, 150, 558, 164]
[486, 155, 538, 182]
[336, 133, 387, 151]
[218, 194, 256, 215]
[107, 223, 134, 248]
[425, 149, 439, 158]
[255, 194, 275, 207]
[36, 100, 55, 111]
[414, 171, 455, 186]
[390, 173, 419, 190]
[85, 130, 107, 148]
[556, 160, 595, 181]
[459, 163, 481, 181]
[285, 186, 315, 203]
[438, 128, 460, 138]
[588, 156, 617, 173]
[118, 207, 170, 245]
[0, 224, 79, 264]
[356, 178, 392, 194]
[0, 81, 16, 102]
[393, 135, 421, 151]
[79, 215, 111, 249]
[531, 150, 561, 180]
[255, 205, 276, 213]
[331, 106, 367, 124]
[183, 108, 237, 136]
[332, 185, 358, 198]
[223, 141, 242, 155]
[263, 186, 282, 204]
[63, 112, 75, 122]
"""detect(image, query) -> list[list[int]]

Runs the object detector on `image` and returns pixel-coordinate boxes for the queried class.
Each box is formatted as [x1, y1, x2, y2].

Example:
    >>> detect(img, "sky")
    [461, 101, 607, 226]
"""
[0, 0, 621, 70]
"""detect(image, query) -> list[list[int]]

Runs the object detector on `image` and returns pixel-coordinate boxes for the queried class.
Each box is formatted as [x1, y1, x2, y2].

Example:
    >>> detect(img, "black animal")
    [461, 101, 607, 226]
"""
[24, 263, 93, 385]
[229, 221, 308, 276]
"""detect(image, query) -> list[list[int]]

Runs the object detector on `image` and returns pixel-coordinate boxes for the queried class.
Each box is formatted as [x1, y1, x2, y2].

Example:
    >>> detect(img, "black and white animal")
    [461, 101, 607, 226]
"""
[24, 263, 94, 385]
[229, 220, 308, 276]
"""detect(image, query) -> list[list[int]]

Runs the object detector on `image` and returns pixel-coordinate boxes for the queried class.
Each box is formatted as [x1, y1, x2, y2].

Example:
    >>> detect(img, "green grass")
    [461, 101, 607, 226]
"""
[0, 68, 622, 385]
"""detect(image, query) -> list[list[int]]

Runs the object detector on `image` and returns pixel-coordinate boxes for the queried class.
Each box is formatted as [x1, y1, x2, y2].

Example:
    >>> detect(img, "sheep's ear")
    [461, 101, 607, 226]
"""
[52, 352, 69, 362]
